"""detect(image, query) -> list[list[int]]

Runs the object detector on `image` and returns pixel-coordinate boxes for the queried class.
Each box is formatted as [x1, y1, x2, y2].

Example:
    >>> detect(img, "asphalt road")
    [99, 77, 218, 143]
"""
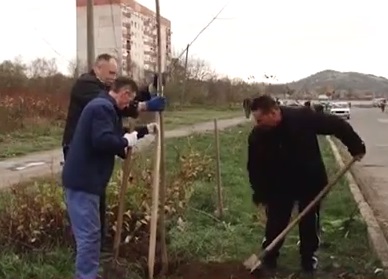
[345, 106, 388, 238]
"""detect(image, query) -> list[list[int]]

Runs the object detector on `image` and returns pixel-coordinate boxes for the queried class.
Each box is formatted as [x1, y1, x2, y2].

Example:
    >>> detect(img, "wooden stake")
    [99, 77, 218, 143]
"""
[181, 44, 189, 107]
[86, 0, 95, 71]
[213, 119, 224, 218]
[154, 0, 169, 275]
[148, 126, 161, 279]
[113, 149, 133, 261]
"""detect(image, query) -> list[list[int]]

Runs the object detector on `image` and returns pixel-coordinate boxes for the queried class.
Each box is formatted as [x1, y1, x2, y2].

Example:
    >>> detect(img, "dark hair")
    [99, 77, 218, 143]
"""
[111, 76, 138, 93]
[304, 101, 311, 107]
[95, 53, 116, 64]
[250, 95, 278, 113]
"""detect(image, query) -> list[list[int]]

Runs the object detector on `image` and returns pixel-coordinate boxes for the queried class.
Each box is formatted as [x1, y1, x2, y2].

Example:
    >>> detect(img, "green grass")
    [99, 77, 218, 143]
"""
[0, 107, 242, 160]
[0, 123, 381, 279]
[164, 126, 381, 278]
[0, 122, 63, 159]
[163, 107, 242, 129]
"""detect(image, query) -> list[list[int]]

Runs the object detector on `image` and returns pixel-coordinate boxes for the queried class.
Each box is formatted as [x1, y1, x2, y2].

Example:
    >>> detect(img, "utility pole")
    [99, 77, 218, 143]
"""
[181, 44, 189, 107]
[86, 0, 95, 71]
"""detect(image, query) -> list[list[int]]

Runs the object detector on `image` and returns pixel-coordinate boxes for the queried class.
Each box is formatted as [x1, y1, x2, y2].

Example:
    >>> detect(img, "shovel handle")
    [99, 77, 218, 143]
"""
[260, 157, 357, 259]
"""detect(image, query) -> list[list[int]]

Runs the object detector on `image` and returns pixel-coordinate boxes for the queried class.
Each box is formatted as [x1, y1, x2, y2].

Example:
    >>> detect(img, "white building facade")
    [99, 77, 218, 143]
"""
[76, 0, 171, 80]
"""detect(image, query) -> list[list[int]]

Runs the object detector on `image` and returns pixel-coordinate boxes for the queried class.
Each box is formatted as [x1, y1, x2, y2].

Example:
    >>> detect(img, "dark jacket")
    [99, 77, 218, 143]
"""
[247, 106, 365, 202]
[62, 93, 148, 196]
[62, 71, 151, 146]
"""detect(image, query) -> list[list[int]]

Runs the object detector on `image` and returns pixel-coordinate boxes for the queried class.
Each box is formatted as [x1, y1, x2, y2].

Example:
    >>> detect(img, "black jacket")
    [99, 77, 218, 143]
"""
[247, 106, 365, 202]
[62, 71, 151, 146]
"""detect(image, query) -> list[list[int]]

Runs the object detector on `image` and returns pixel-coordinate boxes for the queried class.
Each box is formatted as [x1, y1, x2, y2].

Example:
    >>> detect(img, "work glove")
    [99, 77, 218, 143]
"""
[123, 131, 138, 147]
[146, 122, 159, 134]
[145, 96, 166, 112]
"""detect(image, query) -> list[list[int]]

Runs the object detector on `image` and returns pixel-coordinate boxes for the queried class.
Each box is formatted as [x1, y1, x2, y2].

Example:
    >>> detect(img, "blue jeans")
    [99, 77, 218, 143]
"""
[65, 188, 101, 279]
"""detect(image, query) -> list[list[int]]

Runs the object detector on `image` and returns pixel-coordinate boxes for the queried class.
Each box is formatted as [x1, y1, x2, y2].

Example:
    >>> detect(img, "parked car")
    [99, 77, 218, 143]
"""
[373, 98, 386, 107]
[329, 101, 350, 120]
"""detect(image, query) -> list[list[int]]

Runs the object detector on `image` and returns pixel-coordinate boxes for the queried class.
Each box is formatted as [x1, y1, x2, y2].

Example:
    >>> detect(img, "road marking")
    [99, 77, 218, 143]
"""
[7, 161, 47, 171]
[377, 118, 388, 123]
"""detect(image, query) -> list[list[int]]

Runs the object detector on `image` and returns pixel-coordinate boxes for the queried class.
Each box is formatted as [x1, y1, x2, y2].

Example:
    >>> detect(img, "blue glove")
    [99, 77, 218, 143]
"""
[146, 96, 166, 112]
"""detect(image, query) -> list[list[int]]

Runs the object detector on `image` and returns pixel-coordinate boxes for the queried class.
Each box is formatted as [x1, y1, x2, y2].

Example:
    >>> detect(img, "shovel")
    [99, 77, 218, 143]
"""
[243, 157, 357, 273]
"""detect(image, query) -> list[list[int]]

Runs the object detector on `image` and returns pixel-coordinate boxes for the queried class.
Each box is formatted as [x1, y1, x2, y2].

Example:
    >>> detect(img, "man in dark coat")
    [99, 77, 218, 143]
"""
[62, 53, 164, 156]
[62, 76, 157, 279]
[247, 95, 365, 273]
[62, 53, 166, 251]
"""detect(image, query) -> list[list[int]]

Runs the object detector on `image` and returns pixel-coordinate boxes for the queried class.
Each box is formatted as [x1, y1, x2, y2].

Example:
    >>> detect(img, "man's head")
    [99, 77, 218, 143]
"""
[109, 77, 138, 110]
[250, 95, 282, 129]
[304, 101, 311, 108]
[93, 53, 118, 86]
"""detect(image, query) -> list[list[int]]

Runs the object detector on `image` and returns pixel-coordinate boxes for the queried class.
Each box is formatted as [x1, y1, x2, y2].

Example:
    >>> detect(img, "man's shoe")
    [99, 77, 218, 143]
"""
[301, 255, 318, 272]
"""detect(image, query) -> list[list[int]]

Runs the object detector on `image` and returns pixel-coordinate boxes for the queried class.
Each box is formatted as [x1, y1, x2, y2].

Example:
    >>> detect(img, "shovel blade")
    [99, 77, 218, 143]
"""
[243, 254, 262, 273]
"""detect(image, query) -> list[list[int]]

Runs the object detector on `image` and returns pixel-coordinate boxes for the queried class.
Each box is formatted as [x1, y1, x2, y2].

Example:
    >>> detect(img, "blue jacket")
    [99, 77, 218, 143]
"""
[62, 93, 148, 196]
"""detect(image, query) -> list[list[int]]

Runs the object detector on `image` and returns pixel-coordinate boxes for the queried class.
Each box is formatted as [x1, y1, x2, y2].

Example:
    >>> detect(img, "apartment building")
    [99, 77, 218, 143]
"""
[76, 0, 172, 80]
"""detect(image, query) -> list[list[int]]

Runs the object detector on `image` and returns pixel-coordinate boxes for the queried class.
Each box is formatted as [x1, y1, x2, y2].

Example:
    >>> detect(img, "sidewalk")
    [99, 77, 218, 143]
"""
[0, 117, 249, 189]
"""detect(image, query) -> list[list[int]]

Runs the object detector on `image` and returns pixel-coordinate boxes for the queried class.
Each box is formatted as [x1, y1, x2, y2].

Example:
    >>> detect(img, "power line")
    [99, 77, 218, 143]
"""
[169, 1, 231, 71]
[30, 26, 72, 64]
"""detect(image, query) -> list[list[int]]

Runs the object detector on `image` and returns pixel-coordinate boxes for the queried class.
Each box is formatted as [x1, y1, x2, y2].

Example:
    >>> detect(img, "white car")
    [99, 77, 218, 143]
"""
[329, 102, 350, 120]
[373, 98, 386, 107]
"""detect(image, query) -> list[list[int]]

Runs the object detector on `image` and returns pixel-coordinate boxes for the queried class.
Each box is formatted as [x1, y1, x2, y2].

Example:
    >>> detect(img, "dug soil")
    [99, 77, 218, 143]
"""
[171, 262, 253, 279]
[104, 234, 382, 279]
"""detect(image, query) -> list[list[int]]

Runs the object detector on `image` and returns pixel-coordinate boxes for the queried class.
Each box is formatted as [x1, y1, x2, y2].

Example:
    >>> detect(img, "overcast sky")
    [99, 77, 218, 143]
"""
[0, 0, 386, 83]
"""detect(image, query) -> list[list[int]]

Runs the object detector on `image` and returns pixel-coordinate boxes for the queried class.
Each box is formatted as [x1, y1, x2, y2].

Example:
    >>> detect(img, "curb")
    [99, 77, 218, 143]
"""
[327, 135, 388, 277]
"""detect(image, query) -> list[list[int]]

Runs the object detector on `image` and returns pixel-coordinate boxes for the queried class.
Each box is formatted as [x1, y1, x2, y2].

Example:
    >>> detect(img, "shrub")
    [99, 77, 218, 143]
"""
[0, 145, 213, 255]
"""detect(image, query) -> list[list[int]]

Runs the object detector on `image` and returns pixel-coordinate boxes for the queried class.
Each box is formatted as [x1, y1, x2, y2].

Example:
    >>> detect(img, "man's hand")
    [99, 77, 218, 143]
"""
[352, 141, 366, 161]
[353, 153, 365, 161]
[146, 122, 159, 134]
[252, 191, 267, 207]
[123, 131, 138, 147]
[145, 96, 166, 112]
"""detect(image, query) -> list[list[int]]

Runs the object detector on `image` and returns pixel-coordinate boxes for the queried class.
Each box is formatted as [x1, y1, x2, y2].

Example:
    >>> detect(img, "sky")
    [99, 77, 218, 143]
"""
[0, 0, 387, 83]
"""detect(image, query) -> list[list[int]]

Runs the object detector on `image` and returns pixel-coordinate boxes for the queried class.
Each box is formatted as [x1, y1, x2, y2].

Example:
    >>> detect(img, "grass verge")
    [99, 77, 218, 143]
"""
[0, 107, 241, 160]
[0, 124, 381, 279]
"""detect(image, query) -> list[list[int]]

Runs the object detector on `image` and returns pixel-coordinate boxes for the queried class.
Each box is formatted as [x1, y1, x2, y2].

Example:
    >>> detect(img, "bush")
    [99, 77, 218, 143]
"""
[0, 144, 213, 255]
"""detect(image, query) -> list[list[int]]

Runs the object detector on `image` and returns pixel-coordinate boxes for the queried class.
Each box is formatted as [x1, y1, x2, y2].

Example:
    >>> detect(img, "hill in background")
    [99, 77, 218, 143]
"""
[282, 70, 388, 99]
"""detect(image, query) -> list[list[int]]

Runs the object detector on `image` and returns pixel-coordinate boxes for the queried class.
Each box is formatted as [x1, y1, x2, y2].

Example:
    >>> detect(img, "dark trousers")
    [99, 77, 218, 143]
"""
[262, 197, 320, 260]
[63, 145, 107, 250]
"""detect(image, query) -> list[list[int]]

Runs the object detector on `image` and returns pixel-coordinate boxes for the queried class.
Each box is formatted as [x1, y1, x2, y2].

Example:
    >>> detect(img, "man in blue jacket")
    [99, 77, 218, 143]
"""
[62, 76, 157, 279]
[62, 53, 166, 252]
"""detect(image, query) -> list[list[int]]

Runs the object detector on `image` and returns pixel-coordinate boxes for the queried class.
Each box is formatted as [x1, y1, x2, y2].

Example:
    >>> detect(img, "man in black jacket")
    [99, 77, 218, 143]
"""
[62, 53, 163, 155]
[247, 95, 365, 273]
[62, 53, 166, 252]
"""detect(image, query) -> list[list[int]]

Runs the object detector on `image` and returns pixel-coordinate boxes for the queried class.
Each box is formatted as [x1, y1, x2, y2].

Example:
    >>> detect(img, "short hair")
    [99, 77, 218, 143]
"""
[250, 95, 278, 113]
[111, 76, 138, 93]
[95, 53, 116, 65]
